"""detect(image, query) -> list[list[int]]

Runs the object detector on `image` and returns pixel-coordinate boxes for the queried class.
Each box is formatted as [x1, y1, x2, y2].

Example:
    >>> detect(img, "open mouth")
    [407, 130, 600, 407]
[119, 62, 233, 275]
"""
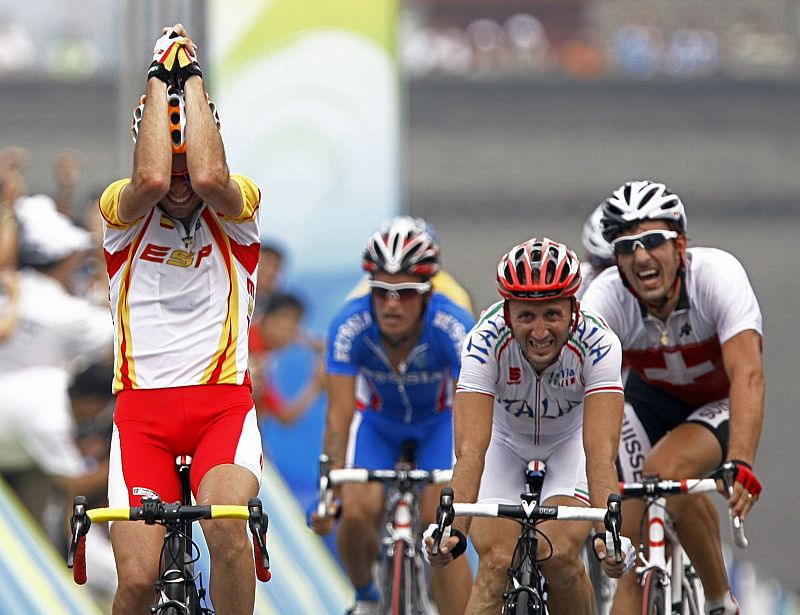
[528, 339, 554, 354]
[169, 192, 192, 204]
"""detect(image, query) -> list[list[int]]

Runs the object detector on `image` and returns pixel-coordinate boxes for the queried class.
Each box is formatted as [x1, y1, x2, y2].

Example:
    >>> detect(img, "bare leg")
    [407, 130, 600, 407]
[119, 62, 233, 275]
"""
[537, 495, 593, 615]
[466, 516, 519, 615]
[110, 522, 166, 614]
[197, 464, 259, 615]
[337, 482, 384, 587]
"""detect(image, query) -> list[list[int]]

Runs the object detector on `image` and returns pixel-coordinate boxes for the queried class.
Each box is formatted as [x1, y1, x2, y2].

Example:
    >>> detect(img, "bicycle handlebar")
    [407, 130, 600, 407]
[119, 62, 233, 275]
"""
[430, 488, 625, 562]
[619, 474, 748, 549]
[67, 496, 272, 585]
[316, 453, 452, 519]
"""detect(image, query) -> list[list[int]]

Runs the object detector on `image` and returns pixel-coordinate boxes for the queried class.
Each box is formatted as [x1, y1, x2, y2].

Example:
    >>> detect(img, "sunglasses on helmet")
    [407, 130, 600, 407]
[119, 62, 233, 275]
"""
[611, 229, 678, 256]
[368, 280, 431, 301]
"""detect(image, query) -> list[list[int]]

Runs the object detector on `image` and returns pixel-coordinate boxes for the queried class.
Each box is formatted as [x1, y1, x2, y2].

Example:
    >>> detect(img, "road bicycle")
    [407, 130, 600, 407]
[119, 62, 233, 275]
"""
[67, 456, 271, 615]
[317, 443, 452, 615]
[431, 459, 624, 615]
[619, 463, 748, 615]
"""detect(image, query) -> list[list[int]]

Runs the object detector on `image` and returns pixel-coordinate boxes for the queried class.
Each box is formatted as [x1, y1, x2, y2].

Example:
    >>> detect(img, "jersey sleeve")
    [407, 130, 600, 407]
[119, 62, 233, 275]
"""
[430, 297, 475, 379]
[99, 179, 139, 230]
[326, 300, 371, 377]
[579, 268, 628, 340]
[219, 174, 261, 223]
[576, 311, 624, 397]
[57, 295, 114, 368]
[456, 303, 506, 396]
[696, 250, 763, 344]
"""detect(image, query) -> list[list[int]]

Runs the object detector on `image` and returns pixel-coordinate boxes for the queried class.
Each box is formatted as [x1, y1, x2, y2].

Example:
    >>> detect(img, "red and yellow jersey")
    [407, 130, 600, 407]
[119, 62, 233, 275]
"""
[99, 175, 261, 393]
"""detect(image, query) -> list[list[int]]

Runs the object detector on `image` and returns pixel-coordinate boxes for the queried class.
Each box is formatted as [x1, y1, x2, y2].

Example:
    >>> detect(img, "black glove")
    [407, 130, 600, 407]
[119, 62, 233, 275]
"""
[148, 29, 183, 83]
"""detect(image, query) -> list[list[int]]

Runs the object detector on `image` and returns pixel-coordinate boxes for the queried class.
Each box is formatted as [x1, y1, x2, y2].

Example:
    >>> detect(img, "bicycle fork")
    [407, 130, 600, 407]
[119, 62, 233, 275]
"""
[637, 495, 671, 613]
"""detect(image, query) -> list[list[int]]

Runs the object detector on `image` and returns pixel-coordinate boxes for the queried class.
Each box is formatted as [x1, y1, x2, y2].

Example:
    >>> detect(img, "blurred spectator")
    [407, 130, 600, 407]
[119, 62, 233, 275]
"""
[52, 148, 84, 219]
[68, 361, 117, 603]
[612, 10, 665, 77]
[75, 192, 111, 307]
[0, 146, 31, 205]
[0, 195, 112, 533]
[0, 15, 35, 75]
[0, 270, 19, 340]
[403, 23, 473, 77]
[665, 19, 720, 77]
[466, 18, 511, 74]
[559, 28, 610, 79]
[504, 13, 552, 74]
[249, 292, 325, 425]
[253, 241, 285, 318]
[726, 12, 797, 76]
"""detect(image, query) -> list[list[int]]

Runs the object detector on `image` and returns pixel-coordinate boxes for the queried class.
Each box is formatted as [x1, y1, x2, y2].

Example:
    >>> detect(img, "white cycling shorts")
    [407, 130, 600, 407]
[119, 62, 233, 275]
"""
[477, 428, 590, 506]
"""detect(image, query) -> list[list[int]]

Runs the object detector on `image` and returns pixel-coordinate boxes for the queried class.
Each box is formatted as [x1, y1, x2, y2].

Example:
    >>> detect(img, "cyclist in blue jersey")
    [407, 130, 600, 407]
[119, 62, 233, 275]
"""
[313, 217, 474, 615]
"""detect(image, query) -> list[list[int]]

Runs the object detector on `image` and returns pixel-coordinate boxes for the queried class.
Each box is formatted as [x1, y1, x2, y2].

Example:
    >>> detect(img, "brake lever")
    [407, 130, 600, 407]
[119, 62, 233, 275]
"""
[431, 487, 455, 556]
[604, 493, 623, 563]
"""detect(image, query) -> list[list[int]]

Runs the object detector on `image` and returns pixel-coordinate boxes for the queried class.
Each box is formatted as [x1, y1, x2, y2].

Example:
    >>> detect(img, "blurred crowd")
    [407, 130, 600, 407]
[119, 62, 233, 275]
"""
[0, 145, 324, 603]
[402, 7, 798, 79]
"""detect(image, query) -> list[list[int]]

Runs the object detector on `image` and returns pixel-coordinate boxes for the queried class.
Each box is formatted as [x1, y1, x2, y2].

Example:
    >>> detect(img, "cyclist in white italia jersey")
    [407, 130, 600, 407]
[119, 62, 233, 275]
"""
[581, 180, 764, 615]
[428, 238, 631, 615]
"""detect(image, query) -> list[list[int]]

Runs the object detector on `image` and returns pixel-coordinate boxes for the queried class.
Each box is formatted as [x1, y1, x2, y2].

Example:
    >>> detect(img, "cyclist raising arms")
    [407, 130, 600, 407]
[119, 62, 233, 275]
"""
[429, 238, 631, 615]
[313, 217, 474, 615]
[582, 180, 764, 615]
[99, 25, 263, 614]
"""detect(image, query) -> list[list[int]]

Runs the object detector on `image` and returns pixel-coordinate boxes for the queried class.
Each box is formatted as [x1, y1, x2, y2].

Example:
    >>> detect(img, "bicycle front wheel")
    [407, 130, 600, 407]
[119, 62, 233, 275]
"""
[641, 569, 668, 615]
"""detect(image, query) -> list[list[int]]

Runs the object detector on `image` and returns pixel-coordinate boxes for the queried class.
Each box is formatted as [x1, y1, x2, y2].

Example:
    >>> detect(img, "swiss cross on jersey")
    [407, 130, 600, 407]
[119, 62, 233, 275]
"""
[624, 335, 730, 406]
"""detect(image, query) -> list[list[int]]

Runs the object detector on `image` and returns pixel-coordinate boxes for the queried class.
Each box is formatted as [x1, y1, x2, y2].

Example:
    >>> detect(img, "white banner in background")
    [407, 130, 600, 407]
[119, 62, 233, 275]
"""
[208, 0, 400, 275]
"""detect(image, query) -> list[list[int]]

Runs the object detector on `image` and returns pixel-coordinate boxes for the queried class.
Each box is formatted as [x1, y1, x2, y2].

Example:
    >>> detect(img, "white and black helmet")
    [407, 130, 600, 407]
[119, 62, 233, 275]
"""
[601, 180, 687, 242]
[362, 216, 440, 279]
[581, 204, 614, 262]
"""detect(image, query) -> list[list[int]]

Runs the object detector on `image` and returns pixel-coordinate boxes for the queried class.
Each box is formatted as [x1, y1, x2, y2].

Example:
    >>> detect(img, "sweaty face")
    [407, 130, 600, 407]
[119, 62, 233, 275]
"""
[613, 220, 685, 308]
[160, 154, 202, 222]
[507, 297, 573, 372]
[370, 272, 428, 341]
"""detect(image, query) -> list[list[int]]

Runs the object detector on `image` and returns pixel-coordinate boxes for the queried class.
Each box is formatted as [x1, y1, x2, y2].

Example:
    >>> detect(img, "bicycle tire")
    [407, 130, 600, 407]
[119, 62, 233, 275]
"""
[641, 569, 667, 615]
[390, 540, 406, 615]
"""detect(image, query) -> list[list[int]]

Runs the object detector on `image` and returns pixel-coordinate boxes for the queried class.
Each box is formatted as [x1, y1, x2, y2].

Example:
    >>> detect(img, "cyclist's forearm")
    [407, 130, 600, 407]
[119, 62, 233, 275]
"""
[322, 408, 352, 466]
[449, 452, 484, 535]
[726, 376, 765, 465]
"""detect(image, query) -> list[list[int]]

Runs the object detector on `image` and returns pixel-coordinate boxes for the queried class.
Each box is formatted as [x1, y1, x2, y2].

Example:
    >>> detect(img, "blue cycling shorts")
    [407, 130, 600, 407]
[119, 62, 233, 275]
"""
[347, 410, 453, 471]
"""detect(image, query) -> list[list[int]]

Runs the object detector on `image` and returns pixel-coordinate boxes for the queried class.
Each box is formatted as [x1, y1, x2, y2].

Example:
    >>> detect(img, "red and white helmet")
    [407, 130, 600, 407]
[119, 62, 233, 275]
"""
[496, 238, 581, 300]
[362, 216, 440, 279]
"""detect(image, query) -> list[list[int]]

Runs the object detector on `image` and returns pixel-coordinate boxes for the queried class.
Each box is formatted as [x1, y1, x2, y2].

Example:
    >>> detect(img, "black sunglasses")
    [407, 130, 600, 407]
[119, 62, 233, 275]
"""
[611, 230, 677, 256]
